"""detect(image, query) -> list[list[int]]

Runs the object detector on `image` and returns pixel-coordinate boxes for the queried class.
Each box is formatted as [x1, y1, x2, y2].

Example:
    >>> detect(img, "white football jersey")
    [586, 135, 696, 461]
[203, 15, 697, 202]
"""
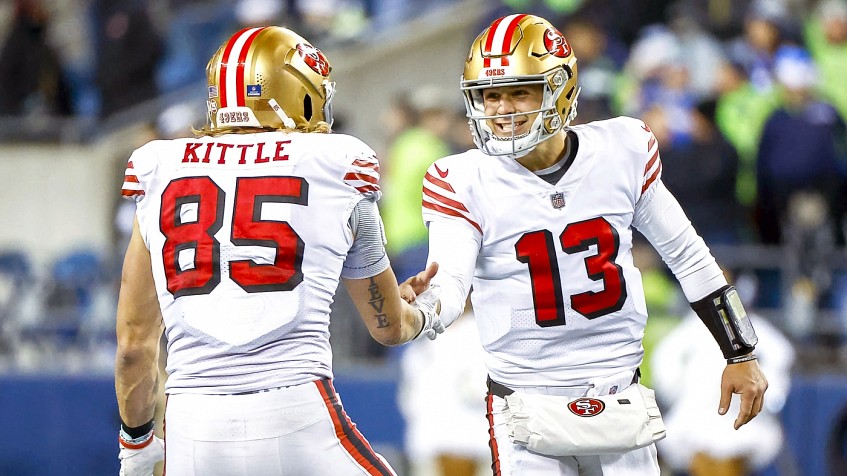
[122, 131, 381, 394]
[422, 117, 665, 387]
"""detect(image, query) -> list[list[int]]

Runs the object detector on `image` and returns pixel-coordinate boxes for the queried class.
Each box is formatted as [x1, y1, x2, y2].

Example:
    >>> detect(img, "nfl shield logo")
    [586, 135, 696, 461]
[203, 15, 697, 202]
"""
[551, 192, 565, 209]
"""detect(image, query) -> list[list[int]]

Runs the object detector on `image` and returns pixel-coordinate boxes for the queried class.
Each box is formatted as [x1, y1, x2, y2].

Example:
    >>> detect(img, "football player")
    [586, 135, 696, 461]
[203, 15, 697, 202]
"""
[114, 26, 441, 476]
[401, 14, 768, 475]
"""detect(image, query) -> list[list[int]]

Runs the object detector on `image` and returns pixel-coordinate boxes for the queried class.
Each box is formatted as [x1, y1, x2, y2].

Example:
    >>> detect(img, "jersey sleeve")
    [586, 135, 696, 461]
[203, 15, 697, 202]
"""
[121, 151, 144, 202]
[421, 159, 482, 236]
[341, 199, 390, 279]
[120, 146, 152, 202]
[342, 143, 382, 202]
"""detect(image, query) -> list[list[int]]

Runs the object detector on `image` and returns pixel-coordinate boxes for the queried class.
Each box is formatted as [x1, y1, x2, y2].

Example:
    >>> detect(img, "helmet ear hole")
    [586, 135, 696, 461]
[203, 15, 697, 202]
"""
[303, 95, 313, 121]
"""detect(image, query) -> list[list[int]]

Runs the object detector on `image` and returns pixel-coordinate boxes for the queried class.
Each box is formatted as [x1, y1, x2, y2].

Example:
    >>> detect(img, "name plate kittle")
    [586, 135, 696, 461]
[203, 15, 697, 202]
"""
[181, 140, 292, 165]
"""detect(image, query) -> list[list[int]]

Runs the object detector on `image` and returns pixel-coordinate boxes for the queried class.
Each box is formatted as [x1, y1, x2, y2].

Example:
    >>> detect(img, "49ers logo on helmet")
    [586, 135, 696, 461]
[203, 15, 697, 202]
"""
[544, 28, 571, 58]
[568, 398, 605, 417]
[297, 43, 330, 76]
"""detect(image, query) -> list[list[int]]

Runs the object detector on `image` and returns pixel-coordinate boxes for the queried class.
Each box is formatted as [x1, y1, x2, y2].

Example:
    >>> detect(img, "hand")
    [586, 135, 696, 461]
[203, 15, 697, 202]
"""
[719, 357, 768, 430]
[413, 284, 444, 340]
[400, 262, 439, 303]
[119, 431, 164, 476]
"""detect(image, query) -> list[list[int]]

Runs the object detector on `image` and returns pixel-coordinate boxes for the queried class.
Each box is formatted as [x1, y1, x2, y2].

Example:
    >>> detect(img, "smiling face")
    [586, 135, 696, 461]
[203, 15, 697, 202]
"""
[482, 84, 544, 138]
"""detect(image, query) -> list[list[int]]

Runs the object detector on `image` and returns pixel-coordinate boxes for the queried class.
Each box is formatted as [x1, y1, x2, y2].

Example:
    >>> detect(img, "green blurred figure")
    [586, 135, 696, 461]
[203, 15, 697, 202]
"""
[713, 59, 780, 207]
[805, 0, 847, 122]
[380, 86, 454, 282]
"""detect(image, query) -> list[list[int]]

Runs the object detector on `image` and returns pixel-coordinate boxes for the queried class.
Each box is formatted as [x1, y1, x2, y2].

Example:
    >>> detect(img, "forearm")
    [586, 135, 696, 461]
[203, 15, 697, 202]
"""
[115, 218, 164, 427]
[427, 220, 478, 327]
[633, 182, 758, 359]
[346, 271, 425, 346]
[396, 304, 426, 345]
[366, 284, 425, 346]
[634, 181, 727, 301]
[115, 340, 160, 426]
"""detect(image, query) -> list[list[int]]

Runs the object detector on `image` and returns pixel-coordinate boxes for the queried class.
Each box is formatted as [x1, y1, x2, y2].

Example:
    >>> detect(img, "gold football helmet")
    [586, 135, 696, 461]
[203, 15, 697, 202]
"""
[462, 14, 579, 158]
[203, 26, 335, 134]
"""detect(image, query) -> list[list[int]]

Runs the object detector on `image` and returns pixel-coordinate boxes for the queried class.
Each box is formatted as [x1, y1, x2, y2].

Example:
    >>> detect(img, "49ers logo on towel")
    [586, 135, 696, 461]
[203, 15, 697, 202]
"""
[544, 28, 571, 58]
[297, 43, 330, 76]
[568, 398, 605, 417]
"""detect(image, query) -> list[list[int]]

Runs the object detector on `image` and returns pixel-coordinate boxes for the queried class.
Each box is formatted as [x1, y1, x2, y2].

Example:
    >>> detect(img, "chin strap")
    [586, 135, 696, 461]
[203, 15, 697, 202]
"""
[564, 86, 581, 127]
[269, 99, 297, 129]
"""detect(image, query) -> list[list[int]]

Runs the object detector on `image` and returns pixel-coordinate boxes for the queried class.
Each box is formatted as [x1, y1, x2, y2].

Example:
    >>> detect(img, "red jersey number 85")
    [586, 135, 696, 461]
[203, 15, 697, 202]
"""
[159, 176, 306, 298]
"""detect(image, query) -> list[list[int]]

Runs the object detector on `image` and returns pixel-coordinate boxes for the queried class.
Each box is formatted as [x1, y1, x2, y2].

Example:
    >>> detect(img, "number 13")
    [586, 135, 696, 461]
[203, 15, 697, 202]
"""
[515, 217, 627, 327]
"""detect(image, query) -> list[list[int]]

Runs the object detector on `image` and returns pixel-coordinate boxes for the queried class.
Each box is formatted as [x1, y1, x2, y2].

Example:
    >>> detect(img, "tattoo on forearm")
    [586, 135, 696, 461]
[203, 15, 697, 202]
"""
[368, 277, 390, 328]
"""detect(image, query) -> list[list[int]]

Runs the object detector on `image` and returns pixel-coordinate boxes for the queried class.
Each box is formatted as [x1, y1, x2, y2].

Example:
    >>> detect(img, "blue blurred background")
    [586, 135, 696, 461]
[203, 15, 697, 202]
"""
[0, 0, 846, 475]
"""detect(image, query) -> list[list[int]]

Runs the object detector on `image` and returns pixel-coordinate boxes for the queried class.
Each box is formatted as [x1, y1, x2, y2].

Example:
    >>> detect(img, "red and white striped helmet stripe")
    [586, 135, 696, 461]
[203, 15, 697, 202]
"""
[482, 14, 527, 68]
[219, 27, 266, 108]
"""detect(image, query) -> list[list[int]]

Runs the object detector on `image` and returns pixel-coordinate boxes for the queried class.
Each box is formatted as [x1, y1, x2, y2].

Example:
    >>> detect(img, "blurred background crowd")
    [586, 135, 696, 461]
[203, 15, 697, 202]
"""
[0, 0, 846, 475]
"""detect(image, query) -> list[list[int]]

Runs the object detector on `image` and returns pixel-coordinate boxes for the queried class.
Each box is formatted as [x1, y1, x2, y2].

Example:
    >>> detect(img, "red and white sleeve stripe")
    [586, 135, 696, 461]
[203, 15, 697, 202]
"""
[121, 160, 144, 201]
[641, 127, 662, 195]
[343, 154, 381, 199]
[422, 170, 481, 234]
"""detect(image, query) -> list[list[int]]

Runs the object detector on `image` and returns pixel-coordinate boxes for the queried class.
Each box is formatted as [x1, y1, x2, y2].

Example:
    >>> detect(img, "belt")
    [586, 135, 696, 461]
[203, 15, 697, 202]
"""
[487, 369, 640, 399]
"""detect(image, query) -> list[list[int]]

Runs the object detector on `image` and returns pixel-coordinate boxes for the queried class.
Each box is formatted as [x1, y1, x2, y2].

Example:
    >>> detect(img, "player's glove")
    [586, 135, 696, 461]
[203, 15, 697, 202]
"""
[118, 427, 164, 476]
[413, 284, 444, 340]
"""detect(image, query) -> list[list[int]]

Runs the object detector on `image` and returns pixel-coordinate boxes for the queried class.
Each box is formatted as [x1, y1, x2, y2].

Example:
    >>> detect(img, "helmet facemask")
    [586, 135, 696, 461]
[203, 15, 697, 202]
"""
[462, 69, 578, 158]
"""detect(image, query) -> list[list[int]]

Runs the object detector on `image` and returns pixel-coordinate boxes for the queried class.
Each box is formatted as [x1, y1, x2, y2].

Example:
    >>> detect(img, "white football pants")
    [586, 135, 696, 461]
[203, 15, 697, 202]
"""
[164, 379, 396, 476]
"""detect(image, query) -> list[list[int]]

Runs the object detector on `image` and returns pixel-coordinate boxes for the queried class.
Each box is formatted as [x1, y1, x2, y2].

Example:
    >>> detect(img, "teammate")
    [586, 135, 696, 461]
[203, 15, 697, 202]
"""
[114, 26, 441, 476]
[401, 14, 769, 475]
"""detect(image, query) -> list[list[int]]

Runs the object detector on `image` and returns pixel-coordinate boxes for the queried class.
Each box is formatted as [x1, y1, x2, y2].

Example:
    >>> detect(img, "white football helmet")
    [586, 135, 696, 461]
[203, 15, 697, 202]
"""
[461, 14, 579, 158]
[203, 26, 335, 134]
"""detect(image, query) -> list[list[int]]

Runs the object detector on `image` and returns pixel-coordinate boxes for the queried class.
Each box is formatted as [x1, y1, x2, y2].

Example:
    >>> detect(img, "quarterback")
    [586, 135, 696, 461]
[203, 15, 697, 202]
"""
[401, 14, 768, 475]
[114, 26, 441, 476]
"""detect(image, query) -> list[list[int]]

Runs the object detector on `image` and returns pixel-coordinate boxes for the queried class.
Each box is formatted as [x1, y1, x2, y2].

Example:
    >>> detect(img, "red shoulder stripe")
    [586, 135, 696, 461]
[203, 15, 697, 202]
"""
[643, 149, 659, 176]
[351, 158, 379, 172]
[423, 186, 469, 213]
[423, 201, 482, 234]
[424, 171, 456, 193]
[344, 172, 378, 185]
[355, 185, 379, 194]
[641, 160, 662, 194]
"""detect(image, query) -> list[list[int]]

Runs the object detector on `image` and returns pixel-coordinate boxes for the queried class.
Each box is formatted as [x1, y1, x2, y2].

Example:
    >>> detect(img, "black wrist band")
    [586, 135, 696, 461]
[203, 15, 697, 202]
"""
[727, 353, 757, 365]
[121, 419, 154, 439]
[691, 285, 756, 359]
